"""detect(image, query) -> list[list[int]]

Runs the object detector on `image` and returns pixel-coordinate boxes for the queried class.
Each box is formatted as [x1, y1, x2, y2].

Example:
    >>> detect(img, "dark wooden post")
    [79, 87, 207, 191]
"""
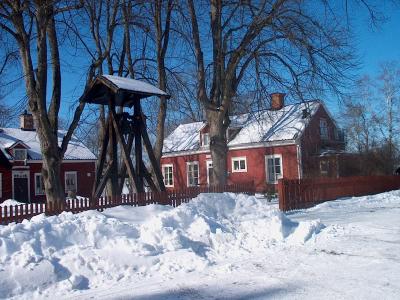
[108, 105, 119, 196]
[133, 99, 144, 192]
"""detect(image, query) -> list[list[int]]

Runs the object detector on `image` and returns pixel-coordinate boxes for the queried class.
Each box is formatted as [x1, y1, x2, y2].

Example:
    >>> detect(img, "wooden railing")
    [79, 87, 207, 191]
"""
[278, 175, 400, 211]
[0, 182, 255, 225]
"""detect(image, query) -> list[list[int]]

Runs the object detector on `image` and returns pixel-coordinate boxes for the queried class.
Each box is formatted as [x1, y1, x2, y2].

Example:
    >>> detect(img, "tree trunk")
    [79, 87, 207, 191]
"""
[153, 0, 173, 171]
[153, 73, 167, 164]
[41, 153, 65, 205]
[34, 117, 66, 205]
[208, 111, 228, 186]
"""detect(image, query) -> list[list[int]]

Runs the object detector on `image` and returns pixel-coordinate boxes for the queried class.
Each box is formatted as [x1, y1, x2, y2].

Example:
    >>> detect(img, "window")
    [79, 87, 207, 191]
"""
[65, 171, 77, 193]
[202, 133, 210, 146]
[320, 160, 329, 175]
[13, 148, 27, 160]
[320, 119, 329, 140]
[162, 164, 174, 187]
[334, 128, 339, 140]
[232, 157, 247, 172]
[187, 162, 199, 187]
[0, 173, 2, 198]
[265, 155, 283, 183]
[35, 173, 45, 195]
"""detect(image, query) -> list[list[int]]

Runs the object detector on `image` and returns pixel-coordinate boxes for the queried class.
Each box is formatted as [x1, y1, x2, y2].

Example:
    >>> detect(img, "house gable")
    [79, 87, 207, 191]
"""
[299, 103, 345, 178]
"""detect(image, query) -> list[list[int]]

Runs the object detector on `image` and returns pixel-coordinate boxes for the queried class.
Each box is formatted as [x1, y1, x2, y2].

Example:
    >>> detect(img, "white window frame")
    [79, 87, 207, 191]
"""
[320, 118, 329, 140]
[13, 148, 27, 161]
[162, 164, 174, 187]
[0, 173, 2, 198]
[34, 173, 45, 195]
[202, 133, 210, 146]
[65, 171, 78, 193]
[186, 161, 199, 187]
[265, 154, 283, 184]
[231, 156, 247, 173]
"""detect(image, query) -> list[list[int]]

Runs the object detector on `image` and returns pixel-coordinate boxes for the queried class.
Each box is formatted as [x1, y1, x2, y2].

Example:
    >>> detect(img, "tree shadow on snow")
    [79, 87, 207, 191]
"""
[117, 284, 296, 300]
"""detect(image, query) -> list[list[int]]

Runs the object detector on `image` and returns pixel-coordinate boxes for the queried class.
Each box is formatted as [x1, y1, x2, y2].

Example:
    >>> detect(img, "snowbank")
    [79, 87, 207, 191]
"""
[0, 193, 323, 299]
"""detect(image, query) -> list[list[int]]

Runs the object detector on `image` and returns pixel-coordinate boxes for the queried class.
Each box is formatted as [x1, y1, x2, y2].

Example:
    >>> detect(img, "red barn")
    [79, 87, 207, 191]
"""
[161, 94, 349, 193]
[0, 112, 96, 203]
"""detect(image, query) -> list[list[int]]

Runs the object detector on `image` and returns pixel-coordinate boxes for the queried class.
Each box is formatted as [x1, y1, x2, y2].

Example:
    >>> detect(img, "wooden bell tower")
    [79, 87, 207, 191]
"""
[80, 75, 170, 200]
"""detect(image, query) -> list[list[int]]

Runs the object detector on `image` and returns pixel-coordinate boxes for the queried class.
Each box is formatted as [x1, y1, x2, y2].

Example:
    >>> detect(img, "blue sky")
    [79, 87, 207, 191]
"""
[2, 3, 399, 123]
[354, 3, 400, 75]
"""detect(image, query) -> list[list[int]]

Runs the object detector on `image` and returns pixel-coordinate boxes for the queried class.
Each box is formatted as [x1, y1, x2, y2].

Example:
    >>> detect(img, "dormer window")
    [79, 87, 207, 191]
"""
[13, 149, 27, 161]
[202, 133, 210, 146]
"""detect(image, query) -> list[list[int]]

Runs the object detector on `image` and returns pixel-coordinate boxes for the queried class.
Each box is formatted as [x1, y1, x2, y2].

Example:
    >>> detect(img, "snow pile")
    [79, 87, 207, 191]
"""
[0, 193, 323, 299]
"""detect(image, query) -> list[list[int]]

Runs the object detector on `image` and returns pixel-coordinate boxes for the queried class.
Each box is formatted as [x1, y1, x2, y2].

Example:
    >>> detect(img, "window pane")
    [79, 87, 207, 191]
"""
[203, 133, 209, 146]
[65, 173, 77, 192]
[164, 166, 173, 186]
[14, 149, 27, 160]
[233, 160, 239, 170]
[267, 159, 275, 182]
[36, 174, 45, 194]
[240, 160, 245, 170]
[188, 163, 199, 186]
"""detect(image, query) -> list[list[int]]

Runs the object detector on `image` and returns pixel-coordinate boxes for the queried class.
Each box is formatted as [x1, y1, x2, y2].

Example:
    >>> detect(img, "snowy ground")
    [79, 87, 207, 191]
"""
[1, 191, 400, 299]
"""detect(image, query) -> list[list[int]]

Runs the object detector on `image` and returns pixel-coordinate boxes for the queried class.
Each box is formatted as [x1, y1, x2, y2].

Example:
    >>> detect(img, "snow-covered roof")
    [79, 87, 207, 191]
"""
[0, 128, 96, 161]
[163, 101, 321, 154]
[163, 122, 204, 153]
[102, 75, 169, 98]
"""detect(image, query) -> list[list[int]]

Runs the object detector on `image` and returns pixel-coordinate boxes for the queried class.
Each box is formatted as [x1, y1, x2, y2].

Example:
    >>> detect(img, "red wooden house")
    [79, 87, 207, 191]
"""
[0, 112, 96, 203]
[161, 94, 350, 193]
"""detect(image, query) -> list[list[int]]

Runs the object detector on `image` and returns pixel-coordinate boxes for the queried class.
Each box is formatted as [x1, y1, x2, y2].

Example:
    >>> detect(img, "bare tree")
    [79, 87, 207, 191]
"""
[152, 0, 173, 166]
[0, 98, 13, 127]
[342, 76, 379, 154]
[342, 62, 400, 175]
[184, 0, 358, 185]
[0, 0, 86, 205]
[377, 62, 400, 167]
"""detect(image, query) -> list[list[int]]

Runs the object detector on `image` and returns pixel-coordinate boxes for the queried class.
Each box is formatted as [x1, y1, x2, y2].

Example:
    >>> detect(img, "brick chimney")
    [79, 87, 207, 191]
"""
[270, 93, 285, 110]
[20, 110, 35, 131]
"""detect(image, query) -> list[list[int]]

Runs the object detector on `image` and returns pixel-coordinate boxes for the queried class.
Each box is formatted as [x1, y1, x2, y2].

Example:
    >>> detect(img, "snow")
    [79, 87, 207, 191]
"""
[163, 101, 320, 153]
[228, 101, 320, 146]
[163, 122, 204, 152]
[102, 75, 169, 97]
[0, 128, 96, 160]
[1, 190, 400, 299]
[0, 199, 24, 207]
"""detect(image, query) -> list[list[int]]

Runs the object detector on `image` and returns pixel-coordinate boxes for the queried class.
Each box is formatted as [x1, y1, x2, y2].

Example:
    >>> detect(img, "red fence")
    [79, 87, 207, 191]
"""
[0, 182, 255, 225]
[278, 175, 400, 211]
